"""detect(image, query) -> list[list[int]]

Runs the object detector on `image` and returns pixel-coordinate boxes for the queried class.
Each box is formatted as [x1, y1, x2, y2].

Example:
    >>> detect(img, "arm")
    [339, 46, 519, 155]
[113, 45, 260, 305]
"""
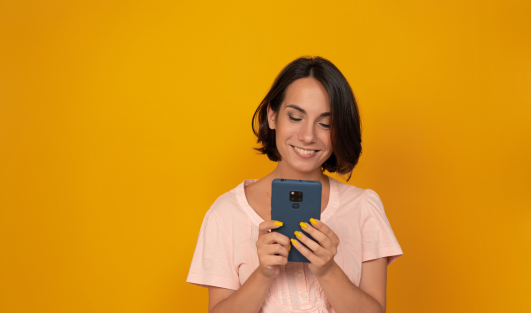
[291, 219, 387, 313]
[208, 268, 274, 313]
[209, 220, 291, 313]
[316, 257, 387, 313]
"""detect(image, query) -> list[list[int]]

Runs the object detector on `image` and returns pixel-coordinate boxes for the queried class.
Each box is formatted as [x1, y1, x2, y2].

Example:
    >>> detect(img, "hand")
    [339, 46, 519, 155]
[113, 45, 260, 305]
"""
[256, 220, 291, 279]
[290, 218, 340, 277]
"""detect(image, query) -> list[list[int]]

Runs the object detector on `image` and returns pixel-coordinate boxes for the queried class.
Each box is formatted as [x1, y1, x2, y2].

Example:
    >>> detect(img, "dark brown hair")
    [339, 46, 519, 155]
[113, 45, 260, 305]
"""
[252, 56, 362, 181]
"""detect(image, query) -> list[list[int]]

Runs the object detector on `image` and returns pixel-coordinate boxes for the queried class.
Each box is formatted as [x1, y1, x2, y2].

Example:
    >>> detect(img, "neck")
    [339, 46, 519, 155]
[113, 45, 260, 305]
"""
[270, 161, 328, 183]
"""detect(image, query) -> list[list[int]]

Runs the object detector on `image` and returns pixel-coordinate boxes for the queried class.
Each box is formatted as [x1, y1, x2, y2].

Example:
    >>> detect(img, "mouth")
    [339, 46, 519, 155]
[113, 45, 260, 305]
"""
[290, 145, 319, 158]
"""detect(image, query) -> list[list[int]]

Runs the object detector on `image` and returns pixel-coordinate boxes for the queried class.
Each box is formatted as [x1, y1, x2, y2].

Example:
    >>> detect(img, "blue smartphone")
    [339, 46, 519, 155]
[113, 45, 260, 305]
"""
[271, 178, 322, 263]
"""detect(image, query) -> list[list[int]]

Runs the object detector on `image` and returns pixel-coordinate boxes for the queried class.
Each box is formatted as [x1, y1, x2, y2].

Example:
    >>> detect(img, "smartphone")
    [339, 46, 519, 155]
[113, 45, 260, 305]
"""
[271, 178, 322, 263]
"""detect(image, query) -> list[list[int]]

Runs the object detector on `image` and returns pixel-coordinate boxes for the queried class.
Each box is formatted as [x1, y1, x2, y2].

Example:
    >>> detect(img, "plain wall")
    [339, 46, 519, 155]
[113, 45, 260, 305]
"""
[1, 1, 530, 312]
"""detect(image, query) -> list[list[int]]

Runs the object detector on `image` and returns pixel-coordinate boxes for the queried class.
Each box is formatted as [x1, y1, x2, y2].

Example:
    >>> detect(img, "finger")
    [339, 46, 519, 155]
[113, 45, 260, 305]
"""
[263, 243, 289, 258]
[294, 229, 324, 256]
[309, 218, 340, 246]
[263, 255, 288, 267]
[261, 232, 291, 248]
[259, 220, 284, 236]
[299, 221, 333, 250]
[290, 238, 317, 263]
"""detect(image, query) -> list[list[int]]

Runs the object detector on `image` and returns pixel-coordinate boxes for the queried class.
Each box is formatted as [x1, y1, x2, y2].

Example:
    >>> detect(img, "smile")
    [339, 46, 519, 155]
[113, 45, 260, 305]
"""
[291, 145, 319, 158]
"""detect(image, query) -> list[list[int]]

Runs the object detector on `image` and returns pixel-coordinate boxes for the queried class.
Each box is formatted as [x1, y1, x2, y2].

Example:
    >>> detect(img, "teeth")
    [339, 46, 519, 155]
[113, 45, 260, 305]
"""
[294, 146, 316, 155]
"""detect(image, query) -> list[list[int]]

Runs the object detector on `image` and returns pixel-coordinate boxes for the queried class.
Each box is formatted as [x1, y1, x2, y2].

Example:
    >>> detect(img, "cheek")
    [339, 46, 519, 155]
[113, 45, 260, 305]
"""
[319, 132, 332, 150]
[276, 123, 298, 141]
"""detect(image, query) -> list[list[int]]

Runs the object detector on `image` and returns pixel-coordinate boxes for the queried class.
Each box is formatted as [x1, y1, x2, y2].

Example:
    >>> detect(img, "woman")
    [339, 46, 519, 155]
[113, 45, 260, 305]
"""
[186, 56, 403, 313]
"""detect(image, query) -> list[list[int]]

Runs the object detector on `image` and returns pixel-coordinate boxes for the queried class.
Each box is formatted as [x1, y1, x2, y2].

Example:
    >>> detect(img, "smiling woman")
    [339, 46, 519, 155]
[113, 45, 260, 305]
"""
[252, 57, 362, 181]
[186, 56, 403, 313]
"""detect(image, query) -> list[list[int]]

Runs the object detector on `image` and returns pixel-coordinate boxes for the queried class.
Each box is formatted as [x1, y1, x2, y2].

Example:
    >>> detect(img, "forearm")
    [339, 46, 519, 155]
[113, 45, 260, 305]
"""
[212, 268, 274, 313]
[317, 262, 383, 313]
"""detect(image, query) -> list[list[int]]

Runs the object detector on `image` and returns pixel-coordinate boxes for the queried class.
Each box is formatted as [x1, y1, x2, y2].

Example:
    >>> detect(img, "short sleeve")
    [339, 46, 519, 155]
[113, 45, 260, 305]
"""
[360, 189, 404, 266]
[186, 210, 241, 290]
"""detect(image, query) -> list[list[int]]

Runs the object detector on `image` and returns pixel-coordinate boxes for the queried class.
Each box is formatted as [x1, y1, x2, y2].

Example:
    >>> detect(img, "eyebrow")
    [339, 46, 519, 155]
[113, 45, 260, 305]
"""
[286, 104, 330, 117]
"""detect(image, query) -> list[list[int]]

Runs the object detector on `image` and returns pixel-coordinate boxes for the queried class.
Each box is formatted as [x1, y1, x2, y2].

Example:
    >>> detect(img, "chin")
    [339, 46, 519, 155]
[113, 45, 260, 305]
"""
[290, 161, 322, 173]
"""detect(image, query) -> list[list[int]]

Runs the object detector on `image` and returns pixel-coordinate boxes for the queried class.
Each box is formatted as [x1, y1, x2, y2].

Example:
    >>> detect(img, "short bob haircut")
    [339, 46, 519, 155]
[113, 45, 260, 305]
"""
[252, 56, 362, 181]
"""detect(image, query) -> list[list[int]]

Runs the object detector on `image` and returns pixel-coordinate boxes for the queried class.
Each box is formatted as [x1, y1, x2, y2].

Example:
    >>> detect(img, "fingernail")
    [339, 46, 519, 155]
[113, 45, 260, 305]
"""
[294, 231, 303, 239]
[290, 238, 298, 245]
[300, 222, 308, 229]
[310, 218, 317, 225]
[274, 221, 283, 226]
[288, 244, 291, 251]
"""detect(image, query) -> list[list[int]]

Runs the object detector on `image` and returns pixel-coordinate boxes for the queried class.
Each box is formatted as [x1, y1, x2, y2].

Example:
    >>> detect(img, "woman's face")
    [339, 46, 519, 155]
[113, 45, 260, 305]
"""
[267, 77, 333, 173]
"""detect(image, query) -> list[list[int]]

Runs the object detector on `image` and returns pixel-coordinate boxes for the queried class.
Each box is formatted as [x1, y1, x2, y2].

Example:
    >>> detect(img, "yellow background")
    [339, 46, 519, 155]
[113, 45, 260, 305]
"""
[1, 1, 530, 312]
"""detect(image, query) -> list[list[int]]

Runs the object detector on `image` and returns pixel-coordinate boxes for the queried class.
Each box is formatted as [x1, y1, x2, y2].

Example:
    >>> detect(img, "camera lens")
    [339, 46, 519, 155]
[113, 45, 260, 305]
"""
[289, 191, 303, 202]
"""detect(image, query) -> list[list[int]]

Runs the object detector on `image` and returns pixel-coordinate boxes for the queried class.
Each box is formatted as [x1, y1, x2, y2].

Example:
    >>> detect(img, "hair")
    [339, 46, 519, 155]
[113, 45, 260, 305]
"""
[252, 56, 362, 181]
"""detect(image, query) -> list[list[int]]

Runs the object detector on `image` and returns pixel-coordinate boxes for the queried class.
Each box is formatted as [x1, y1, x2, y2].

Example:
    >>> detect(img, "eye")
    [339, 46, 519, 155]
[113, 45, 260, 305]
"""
[319, 123, 329, 129]
[288, 115, 302, 122]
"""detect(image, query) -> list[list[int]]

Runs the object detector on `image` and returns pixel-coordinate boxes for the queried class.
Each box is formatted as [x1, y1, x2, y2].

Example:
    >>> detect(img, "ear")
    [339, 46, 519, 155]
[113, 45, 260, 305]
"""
[266, 103, 277, 130]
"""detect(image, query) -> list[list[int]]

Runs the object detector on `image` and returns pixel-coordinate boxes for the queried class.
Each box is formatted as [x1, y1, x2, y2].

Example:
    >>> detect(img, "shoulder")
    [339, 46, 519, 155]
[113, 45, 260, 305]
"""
[329, 178, 389, 219]
[333, 177, 366, 204]
[209, 188, 240, 215]
[332, 178, 383, 204]
[204, 181, 252, 230]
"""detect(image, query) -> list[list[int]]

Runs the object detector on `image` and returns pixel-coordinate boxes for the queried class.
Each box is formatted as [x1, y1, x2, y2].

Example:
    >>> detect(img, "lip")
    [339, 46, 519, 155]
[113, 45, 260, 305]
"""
[290, 145, 319, 159]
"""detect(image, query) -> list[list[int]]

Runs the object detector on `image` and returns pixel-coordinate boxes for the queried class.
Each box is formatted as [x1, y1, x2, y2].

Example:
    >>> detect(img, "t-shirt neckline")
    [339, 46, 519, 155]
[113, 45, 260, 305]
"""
[235, 175, 341, 227]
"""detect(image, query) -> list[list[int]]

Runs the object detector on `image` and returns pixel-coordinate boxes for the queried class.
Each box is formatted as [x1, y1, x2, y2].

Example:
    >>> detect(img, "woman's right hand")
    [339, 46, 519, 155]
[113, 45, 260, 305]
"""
[256, 220, 291, 279]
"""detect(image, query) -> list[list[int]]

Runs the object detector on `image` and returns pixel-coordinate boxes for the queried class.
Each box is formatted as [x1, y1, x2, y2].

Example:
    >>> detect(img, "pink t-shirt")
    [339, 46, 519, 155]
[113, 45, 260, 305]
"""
[186, 176, 403, 312]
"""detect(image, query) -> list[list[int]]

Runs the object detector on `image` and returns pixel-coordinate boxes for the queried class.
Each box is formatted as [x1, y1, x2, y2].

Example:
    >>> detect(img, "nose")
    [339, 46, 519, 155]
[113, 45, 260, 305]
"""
[298, 121, 317, 144]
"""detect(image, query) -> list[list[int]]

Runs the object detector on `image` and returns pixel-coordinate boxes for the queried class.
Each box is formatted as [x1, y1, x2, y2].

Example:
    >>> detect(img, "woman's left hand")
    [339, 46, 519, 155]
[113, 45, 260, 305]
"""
[291, 218, 340, 277]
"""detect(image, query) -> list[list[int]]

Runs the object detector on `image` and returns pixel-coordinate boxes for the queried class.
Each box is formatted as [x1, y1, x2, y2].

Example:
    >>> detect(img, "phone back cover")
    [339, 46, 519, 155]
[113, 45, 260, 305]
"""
[271, 179, 322, 263]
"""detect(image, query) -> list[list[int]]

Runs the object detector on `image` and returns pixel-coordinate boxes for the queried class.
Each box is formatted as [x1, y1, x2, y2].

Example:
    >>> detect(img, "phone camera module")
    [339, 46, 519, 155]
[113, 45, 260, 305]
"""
[290, 191, 303, 202]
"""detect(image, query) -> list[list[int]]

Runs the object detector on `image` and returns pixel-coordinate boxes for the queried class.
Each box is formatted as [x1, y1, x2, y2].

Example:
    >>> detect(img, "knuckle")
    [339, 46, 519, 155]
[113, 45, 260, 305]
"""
[263, 233, 273, 241]
[273, 234, 284, 243]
